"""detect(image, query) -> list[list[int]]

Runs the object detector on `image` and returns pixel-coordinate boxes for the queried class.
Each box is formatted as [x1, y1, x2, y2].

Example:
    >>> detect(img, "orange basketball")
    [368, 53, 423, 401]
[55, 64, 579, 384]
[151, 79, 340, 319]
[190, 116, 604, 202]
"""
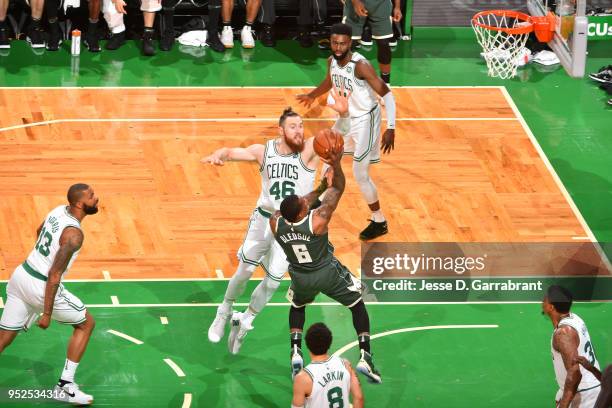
[313, 128, 344, 160]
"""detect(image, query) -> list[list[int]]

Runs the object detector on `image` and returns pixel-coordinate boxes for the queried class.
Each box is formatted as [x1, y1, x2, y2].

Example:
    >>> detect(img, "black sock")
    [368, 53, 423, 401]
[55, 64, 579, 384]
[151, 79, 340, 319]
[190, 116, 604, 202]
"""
[245, 21, 253, 28]
[290, 331, 302, 350]
[88, 21, 98, 34]
[162, 8, 173, 30]
[223, 21, 231, 27]
[381, 72, 390, 84]
[358, 334, 370, 354]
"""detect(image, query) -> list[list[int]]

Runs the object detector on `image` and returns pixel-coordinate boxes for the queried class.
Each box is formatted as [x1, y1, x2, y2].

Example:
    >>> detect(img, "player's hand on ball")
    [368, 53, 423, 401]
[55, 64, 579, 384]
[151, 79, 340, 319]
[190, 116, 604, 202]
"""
[37, 313, 51, 330]
[381, 129, 395, 154]
[323, 146, 344, 166]
[296, 93, 316, 108]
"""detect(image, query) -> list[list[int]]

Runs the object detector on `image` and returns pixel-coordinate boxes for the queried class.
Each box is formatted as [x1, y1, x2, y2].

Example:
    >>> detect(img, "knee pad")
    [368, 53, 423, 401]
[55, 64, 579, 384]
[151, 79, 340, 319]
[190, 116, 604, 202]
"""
[141, 0, 162, 12]
[352, 160, 371, 185]
[289, 305, 306, 329]
[376, 38, 392, 65]
[353, 160, 378, 203]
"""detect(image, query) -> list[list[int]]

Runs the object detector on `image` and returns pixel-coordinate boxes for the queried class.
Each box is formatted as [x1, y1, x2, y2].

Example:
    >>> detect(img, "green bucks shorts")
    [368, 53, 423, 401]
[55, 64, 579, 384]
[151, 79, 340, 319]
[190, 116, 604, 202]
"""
[286, 258, 362, 308]
[343, 0, 393, 40]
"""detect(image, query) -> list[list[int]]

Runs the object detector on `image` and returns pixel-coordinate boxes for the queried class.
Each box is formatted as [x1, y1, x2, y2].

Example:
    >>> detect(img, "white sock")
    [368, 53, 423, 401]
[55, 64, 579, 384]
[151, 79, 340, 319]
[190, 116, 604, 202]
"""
[218, 299, 233, 315]
[60, 359, 79, 383]
[371, 210, 385, 223]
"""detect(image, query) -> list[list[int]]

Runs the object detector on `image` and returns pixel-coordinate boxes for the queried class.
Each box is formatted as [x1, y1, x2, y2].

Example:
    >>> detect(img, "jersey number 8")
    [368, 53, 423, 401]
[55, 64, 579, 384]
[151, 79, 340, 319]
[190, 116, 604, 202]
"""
[327, 386, 344, 408]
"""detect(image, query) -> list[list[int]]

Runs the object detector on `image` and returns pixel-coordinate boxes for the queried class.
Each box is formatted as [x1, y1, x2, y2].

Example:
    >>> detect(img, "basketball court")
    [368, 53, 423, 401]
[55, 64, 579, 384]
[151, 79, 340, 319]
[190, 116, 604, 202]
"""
[0, 85, 610, 406]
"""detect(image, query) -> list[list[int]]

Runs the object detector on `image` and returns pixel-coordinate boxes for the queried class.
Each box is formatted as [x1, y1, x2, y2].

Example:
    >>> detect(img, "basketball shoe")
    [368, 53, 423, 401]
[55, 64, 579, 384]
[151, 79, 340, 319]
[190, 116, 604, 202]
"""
[291, 345, 304, 380]
[227, 311, 253, 354]
[359, 219, 388, 241]
[356, 350, 382, 384]
[53, 380, 93, 405]
[589, 65, 612, 83]
[208, 308, 231, 343]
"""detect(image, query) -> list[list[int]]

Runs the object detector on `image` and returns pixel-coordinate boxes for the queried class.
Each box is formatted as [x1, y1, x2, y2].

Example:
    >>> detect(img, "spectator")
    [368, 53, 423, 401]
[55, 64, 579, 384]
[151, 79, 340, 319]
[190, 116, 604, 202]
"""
[220, 0, 274, 49]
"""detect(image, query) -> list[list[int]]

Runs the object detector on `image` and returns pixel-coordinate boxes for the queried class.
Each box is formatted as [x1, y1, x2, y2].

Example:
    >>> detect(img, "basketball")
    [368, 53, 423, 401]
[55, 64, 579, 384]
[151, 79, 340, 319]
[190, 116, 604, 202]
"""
[313, 128, 344, 160]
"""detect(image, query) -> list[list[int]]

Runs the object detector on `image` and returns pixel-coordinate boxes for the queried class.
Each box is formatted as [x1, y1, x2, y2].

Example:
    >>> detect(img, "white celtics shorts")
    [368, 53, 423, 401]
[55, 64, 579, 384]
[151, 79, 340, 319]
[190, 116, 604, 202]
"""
[0, 264, 87, 331]
[237, 207, 288, 282]
[556, 385, 601, 408]
[334, 104, 382, 164]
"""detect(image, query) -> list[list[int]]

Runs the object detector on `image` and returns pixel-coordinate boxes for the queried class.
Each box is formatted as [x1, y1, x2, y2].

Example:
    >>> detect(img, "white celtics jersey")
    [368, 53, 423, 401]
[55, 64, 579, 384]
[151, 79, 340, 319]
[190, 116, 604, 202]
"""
[304, 356, 350, 408]
[256, 139, 316, 213]
[25, 205, 82, 279]
[551, 313, 601, 393]
[330, 52, 379, 118]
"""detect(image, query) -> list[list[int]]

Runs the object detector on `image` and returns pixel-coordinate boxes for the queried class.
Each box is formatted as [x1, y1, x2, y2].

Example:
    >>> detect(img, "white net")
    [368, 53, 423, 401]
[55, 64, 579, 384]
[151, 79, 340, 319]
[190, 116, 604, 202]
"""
[472, 12, 532, 79]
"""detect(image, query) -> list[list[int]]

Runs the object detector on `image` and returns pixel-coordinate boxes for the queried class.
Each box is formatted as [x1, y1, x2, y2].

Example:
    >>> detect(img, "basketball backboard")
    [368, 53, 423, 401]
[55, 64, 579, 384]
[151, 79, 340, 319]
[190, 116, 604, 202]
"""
[527, 0, 588, 77]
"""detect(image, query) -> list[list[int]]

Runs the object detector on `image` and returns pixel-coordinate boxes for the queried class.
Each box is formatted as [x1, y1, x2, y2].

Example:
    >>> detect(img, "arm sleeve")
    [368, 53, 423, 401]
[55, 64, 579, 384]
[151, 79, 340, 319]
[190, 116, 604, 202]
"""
[382, 91, 396, 130]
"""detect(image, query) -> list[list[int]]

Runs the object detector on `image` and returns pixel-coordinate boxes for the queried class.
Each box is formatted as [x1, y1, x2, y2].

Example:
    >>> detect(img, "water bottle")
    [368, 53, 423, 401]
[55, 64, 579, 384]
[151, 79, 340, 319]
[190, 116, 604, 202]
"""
[71, 30, 81, 56]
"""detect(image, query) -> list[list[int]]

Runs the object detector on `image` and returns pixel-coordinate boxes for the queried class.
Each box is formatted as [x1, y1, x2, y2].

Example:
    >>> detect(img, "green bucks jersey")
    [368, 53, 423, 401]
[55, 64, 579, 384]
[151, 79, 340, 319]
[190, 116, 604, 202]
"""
[275, 211, 334, 273]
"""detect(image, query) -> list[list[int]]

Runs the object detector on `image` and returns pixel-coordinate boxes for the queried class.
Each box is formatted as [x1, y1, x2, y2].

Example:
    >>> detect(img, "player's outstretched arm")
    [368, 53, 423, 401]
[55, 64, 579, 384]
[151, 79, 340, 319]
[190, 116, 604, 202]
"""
[201, 144, 265, 166]
[291, 371, 312, 408]
[312, 148, 345, 235]
[555, 326, 582, 408]
[296, 57, 334, 108]
[356, 60, 396, 154]
[38, 227, 83, 330]
[575, 356, 602, 381]
[345, 360, 364, 408]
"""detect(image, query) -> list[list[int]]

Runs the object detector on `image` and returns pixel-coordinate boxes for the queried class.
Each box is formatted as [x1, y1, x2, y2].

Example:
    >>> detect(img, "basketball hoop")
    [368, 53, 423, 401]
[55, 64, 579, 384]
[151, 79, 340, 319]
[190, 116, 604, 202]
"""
[472, 10, 555, 79]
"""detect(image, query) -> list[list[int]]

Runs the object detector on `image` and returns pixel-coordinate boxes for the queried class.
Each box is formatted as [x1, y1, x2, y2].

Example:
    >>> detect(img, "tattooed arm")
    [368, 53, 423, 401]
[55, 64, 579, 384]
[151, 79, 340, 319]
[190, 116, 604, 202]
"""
[554, 325, 582, 408]
[37, 227, 83, 330]
[311, 149, 345, 235]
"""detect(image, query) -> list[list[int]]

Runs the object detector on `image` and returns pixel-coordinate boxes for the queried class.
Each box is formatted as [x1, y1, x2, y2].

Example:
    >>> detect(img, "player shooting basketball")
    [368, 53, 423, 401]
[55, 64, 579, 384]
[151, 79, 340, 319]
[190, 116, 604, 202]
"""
[202, 91, 350, 355]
